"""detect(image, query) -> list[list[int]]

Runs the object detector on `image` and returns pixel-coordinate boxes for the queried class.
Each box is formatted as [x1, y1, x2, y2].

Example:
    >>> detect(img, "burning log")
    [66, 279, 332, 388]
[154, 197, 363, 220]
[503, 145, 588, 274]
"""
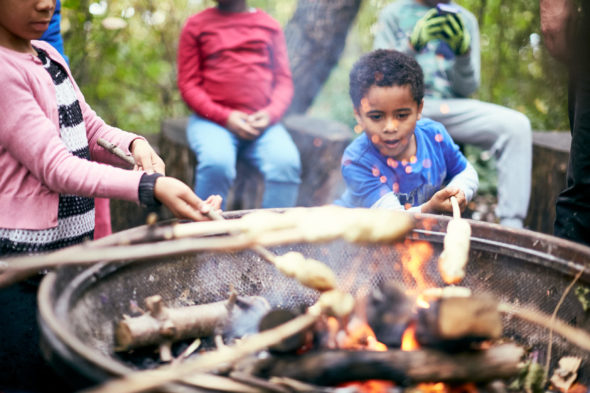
[253, 343, 525, 386]
[366, 281, 500, 349]
[115, 294, 270, 352]
[416, 294, 503, 349]
[365, 281, 415, 348]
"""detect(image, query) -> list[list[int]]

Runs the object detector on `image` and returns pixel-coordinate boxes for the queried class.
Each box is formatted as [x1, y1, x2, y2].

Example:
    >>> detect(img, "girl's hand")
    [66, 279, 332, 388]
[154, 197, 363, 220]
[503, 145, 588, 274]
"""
[130, 139, 166, 174]
[422, 187, 466, 214]
[154, 177, 223, 221]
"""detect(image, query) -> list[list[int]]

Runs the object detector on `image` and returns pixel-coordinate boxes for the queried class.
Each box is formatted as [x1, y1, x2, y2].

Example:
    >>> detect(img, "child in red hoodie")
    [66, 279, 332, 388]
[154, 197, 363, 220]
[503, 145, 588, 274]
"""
[178, 0, 301, 209]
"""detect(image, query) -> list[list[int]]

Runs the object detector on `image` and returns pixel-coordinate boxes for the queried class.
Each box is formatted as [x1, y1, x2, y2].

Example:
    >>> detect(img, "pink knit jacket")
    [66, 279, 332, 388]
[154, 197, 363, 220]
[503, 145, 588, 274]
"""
[0, 41, 145, 230]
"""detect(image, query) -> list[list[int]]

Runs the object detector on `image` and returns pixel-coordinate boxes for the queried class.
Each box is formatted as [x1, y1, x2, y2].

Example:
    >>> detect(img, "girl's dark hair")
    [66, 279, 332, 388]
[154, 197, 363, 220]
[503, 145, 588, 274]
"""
[349, 49, 424, 109]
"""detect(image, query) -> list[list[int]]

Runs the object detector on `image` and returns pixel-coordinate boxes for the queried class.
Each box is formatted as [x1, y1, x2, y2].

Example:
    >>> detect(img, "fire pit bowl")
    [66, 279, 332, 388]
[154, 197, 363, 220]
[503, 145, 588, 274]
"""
[37, 209, 590, 391]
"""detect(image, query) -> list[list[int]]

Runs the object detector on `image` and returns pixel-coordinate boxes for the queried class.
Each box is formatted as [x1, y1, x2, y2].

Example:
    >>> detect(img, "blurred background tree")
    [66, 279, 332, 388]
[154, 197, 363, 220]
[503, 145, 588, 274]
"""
[61, 0, 569, 194]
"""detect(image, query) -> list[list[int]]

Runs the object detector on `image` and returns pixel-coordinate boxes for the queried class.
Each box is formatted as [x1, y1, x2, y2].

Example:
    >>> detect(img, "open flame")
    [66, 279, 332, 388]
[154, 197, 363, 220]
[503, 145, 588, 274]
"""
[335, 317, 393, 392]
[395, 240, 480, 393]
[396, 239, 434, 294]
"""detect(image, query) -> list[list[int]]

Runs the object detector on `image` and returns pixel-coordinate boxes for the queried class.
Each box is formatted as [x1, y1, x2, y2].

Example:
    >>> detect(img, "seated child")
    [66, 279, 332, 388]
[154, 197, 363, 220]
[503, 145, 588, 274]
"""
[335, 49, 478, 214]
[177, 0, 301, 210]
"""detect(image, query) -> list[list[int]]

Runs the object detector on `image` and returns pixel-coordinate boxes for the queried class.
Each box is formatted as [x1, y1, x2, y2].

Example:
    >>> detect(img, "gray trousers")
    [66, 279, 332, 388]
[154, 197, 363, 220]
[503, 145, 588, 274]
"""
[422, 98, 532, 227]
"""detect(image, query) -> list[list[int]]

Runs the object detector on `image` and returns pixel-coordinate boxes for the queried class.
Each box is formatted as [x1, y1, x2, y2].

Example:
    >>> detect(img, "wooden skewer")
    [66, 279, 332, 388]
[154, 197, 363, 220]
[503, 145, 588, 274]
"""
[97, 139, 338, 293]
[97, 138, 135, 167]
[450, 195, 461, 219]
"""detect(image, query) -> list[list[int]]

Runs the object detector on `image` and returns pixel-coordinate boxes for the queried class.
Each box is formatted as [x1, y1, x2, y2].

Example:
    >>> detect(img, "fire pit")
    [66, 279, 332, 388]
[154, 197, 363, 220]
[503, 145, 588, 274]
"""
[37, 209, 590, 391]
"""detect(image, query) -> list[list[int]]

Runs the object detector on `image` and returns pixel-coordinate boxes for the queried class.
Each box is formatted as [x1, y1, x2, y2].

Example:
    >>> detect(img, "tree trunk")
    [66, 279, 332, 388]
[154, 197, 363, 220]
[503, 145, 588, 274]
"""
[285, 0, 363, 114]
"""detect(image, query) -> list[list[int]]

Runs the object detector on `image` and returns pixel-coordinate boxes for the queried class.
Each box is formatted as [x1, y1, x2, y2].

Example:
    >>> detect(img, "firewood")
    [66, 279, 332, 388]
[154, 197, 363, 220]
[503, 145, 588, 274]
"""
[84, 291, 354, 393]
[416, 295, 502, 348]
[254, 343, 524, 386]
[115, 294, 270, 352]
[365, 281, 415, 347]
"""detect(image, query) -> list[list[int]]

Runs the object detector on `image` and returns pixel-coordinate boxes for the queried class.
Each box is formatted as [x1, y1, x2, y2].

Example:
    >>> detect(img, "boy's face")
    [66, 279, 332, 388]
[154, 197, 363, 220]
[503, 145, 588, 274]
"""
[354, 84, 423, 161]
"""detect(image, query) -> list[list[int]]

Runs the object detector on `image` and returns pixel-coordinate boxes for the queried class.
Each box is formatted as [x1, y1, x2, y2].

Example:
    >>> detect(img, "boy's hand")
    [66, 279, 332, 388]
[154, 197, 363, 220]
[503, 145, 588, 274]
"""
[227, 111, 260, 140]
[247, 110, 271, 131]
[154, 177, 223, 221]
[440, 13, 471, 55]
[410, 8, 447, 52]
[130, 139, 166, 174]
[422, 187, 466, 214]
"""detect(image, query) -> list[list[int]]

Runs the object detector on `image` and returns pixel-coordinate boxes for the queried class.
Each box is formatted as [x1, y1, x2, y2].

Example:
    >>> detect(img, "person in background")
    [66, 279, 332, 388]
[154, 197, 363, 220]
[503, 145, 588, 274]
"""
[373, 0, 532, 228]
[335, 49, 478, 213]
[541, 0, 590, 246]
[0, 0, 221, 391]
[40, 0, 112, 239]
[177, 0, 301, 210]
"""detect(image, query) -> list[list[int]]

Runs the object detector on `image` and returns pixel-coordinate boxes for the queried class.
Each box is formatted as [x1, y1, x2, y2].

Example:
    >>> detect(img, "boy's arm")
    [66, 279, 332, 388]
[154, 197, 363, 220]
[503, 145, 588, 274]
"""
[441, 128, 479, 202]
[446, 161, 479, 202]
[176, 22, 232, 126]
[261, 28, 294, 124]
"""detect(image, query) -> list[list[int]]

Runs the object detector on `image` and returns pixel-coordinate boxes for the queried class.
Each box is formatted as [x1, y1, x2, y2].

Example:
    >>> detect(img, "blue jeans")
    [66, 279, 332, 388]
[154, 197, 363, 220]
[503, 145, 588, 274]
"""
[186, 114, 301, 210]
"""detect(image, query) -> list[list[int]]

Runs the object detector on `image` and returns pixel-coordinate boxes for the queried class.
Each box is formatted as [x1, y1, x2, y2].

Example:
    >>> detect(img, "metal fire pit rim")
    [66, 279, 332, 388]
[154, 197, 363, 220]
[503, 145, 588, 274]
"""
[38, 267, 132, 380]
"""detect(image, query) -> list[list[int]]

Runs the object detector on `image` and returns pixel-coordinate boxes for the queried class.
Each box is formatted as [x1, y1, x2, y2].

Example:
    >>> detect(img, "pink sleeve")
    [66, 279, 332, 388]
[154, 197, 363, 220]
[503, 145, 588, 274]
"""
[0, 61, 143, 203]
[177, 20, 232, 125]
[263, 28, 294, 124]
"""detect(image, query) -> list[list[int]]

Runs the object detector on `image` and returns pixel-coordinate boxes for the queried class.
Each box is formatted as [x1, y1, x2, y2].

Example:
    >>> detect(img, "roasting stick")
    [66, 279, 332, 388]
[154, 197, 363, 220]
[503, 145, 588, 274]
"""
[97, 137, 136, 167]
[99, 138, 339, 292]
[437, 195, 471, 285]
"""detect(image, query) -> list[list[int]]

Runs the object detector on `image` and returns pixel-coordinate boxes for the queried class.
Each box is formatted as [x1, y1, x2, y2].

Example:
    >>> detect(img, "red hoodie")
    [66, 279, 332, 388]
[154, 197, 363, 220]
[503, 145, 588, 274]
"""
[177, 8, 294, 126]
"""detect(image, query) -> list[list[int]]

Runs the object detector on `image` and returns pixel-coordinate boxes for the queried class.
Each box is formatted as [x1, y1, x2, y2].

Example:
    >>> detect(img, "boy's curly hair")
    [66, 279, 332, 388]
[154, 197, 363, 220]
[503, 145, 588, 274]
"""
[349, 49, 424, 109]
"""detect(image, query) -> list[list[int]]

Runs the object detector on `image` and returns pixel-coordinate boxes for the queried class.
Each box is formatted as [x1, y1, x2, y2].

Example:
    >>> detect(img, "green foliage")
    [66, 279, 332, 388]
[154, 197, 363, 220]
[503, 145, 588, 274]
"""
[61, 0, 294, 134]
[61, 0, 569, 145]
[311, 0, 569, 133]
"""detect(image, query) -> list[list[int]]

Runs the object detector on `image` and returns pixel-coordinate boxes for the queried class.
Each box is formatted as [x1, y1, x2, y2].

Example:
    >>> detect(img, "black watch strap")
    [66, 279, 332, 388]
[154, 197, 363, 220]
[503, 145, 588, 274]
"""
[138, 173, 163, 208]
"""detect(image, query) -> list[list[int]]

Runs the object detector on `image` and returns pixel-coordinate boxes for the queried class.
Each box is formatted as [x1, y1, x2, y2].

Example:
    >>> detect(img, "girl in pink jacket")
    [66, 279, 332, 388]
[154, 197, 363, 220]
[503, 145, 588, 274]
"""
[0, 1, 221, 256]
[0, 1, 221, 390]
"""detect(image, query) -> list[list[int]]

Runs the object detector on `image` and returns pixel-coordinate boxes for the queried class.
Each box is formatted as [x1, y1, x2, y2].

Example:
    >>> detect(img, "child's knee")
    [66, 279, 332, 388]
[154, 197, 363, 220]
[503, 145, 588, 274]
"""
[198, 158, 236, 182]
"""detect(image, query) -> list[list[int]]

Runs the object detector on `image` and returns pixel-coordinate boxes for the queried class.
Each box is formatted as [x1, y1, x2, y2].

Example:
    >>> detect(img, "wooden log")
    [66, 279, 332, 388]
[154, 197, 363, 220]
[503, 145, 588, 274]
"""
[254, 343, 524, 386]
[115, 295, 270, 352]
[416, 295, 503, 348]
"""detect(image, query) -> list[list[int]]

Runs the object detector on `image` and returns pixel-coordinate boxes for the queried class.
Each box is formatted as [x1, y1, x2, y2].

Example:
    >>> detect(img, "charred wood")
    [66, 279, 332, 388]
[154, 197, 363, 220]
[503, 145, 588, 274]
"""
[253, 343, 524, 386]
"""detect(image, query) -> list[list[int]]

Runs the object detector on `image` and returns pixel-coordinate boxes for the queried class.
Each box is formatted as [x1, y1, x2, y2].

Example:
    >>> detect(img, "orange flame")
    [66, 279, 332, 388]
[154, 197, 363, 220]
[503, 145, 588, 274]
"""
[401, 321, 419, 351]
[338, 316, 387, 351]
[396, 239, 434, 293]
[336, 317, 392, 392]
